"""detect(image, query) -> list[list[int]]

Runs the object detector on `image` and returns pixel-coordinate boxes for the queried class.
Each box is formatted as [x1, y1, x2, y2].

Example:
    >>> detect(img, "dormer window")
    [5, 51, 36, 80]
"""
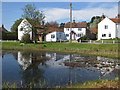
[105, 25, 108, 29]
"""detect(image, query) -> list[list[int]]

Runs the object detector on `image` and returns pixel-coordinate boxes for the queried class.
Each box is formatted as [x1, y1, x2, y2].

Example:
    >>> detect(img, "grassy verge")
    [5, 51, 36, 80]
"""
[2, 42, 119, 59]
[2, 79, 119, 88]
[65, 79, 119, 88]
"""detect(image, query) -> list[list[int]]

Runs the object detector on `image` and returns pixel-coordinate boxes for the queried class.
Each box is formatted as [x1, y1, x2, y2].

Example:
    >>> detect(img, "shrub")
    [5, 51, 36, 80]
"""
[77, 35, 90, 42]
[2, 32, 17, 40]
[21, 34, 32, 43]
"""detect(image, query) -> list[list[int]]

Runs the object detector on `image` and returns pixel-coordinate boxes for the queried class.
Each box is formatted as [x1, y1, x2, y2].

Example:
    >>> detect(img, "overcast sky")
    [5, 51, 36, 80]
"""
[2, 2, 118, 31]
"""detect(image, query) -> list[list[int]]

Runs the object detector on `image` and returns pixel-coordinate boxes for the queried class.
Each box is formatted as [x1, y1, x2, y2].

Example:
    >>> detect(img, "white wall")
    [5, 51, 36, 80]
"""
[64, 27, 86, 40]
[46, 31, 67, 42]
[98, 17, 116, 40]
[17, 51, 32, 70]
[18, 19, 32, 40]
[46, 32, 57, 42]
[56, 32, 67, 41]
[117, 24, 120, 38]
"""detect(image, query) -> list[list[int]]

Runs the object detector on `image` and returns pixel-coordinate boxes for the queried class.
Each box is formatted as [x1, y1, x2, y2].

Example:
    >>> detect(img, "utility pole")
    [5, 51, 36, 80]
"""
[69, 2, 72, 43]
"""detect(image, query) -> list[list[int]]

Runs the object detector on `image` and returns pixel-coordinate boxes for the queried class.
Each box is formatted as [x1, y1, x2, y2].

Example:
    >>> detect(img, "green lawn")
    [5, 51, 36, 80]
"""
[2, 42, 119, 59]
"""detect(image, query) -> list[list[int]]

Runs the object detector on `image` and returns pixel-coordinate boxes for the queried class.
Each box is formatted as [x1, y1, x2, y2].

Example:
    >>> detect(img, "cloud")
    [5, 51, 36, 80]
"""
[43, 8, 69, 22]
[42, 5, 118, 22]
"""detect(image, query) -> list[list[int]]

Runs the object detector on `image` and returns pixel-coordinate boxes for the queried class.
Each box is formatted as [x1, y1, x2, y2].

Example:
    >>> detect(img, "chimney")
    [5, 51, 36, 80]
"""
[2, 24, 4, 28]
[101, 13, 105, 21]
[118, 14, 120, 19]
[73, 20, 75, 23]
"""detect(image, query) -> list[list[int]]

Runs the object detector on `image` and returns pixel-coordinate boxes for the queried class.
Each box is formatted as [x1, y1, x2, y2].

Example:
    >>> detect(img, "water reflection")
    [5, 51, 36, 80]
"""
[17, 51, 49, 86]
[2, 50, 120, 87]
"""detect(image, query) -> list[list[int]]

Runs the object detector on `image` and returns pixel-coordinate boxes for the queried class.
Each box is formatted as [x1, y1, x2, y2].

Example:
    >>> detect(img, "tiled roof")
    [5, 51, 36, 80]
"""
[0, 25, 8, 32]
[36, 27, 63, 34]
[64, 22, 87, 28]
[109, 18, 120, 24]
[36, 25, 45, 34]
[46, 27, 63, 34]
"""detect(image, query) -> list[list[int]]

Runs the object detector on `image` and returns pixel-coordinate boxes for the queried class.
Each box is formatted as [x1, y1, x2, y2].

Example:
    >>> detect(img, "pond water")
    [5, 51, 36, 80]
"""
[2, 50, 120, 88]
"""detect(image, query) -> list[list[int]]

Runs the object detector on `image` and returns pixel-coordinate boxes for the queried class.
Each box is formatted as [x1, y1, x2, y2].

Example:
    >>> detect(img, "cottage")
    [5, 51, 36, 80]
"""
[18, 18, 32, 40]
[64, 20, 87, 40]
[18, 18, 45, 41]
[98, 15, 120, 40]
[46, 27, 67, 42]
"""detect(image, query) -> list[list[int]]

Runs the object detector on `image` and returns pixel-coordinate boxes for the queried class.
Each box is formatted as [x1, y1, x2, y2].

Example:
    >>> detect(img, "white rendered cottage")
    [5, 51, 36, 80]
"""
[64, 20, 87, 40]
[46, 31, 67, 42]
[18, 18, 32, 40]
[98, 17, 120, 40]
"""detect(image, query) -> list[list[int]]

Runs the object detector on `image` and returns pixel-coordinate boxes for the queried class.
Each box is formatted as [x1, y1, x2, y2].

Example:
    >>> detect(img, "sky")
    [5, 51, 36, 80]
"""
[2, 2, 118, 31]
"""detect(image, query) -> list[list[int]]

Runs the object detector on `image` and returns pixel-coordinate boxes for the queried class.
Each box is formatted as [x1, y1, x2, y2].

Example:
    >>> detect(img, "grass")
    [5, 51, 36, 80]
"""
[2, 42, 119, 59]
[2, 79, 119, 89]
[2, 80, 46, 88]
[65, 79, 119, 88]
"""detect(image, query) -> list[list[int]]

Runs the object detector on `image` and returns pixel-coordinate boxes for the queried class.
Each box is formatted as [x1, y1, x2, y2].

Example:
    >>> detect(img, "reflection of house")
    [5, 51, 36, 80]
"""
[17, 52, 32, 70]
[98, 14, 120, 40]
[96, 56, 120, 76]
[45, 53, 70, 67]
[64, 20, 87, 40]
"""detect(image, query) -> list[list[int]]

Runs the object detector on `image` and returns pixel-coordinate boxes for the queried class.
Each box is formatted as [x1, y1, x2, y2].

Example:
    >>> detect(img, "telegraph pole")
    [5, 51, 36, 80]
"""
[69, 2, 72, 43]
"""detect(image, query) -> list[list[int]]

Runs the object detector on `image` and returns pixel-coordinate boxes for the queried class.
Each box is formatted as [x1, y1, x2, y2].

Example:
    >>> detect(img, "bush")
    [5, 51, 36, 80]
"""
[77, 35, 90, 42]
[2, 32, 17, 40]
[21, 34, 32, 43]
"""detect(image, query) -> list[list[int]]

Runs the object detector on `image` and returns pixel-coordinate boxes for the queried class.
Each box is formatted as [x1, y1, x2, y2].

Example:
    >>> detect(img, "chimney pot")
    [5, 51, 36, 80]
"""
[2, 24, 4, 28]
[73, 20, 75, 23]
[118, 14, 120, 18]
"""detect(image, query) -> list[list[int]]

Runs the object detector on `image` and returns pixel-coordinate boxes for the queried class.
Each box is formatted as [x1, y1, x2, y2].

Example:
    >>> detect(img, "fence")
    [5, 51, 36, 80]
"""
[78, 40, 120, 44]
[0, 40, 18, 42]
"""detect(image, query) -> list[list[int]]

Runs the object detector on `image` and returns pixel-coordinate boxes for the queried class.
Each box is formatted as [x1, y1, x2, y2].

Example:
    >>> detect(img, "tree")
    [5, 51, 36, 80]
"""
[45, 21, 59, 28]
[21, 34, 31, 43]
[22, 4, 45, 43]
[10, 18, 23, 33]
[59, 23, 65, 29]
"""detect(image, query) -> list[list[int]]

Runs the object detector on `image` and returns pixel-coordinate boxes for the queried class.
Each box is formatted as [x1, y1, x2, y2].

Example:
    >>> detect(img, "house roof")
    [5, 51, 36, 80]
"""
[46, 27, 63, 34]
[0, 25, 8, 32]
[64, 21, 87, 28]
[109, 18, 120, 24]
[88, 28, 98, 34]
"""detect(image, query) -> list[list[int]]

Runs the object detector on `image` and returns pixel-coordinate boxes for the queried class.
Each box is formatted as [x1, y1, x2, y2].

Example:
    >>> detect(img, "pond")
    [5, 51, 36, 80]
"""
[2, 50, 120, 88]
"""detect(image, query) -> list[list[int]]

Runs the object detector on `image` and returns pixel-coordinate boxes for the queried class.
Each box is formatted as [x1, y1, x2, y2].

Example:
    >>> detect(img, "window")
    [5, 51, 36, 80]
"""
[66, 34, 69, 37]
[105, 25, 108, 29]
[59, 34, 62, 38]
[102, 34, 106, 37]
[78, 28, 82, 31]
[109, 34, 111, 37]
[77, 34, 81, 37]
[51, 34, 55, 38]
[67, 28, 69, 31]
